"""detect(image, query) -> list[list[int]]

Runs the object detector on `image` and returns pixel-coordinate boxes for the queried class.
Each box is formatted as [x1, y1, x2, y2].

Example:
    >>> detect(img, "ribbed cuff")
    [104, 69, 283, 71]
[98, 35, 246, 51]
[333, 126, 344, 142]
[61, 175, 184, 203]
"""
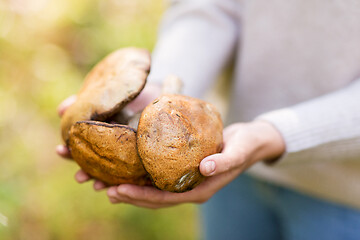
[256, 108, 302, 153]
[255, 108, 312, 165]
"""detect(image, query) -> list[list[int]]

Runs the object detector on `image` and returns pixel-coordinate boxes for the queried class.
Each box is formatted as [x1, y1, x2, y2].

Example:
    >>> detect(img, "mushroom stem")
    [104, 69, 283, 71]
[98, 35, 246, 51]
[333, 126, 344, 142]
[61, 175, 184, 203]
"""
[162, 75, 183, 95]
[128, 112, 141, 131]
[127, 75, 183, 131]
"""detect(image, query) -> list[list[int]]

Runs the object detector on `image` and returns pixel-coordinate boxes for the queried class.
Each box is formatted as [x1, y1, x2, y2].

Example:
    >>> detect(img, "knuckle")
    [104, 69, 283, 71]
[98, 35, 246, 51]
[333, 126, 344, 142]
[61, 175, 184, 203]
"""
[229, 147, 247, 166]
[237, 149, 248, 164]
[142, 188, 153, 201]
[146, 189, 167, 203]
[223, 157, 233, 171]
[155, 193, 167, 203]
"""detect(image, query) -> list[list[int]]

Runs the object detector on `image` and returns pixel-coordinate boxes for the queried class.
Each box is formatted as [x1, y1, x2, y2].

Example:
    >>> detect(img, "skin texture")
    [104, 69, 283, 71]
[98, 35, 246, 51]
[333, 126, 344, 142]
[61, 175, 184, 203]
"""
[69, 121, 149, 185]
[56, 86, 286, 208]
[137, 94, 223, 192]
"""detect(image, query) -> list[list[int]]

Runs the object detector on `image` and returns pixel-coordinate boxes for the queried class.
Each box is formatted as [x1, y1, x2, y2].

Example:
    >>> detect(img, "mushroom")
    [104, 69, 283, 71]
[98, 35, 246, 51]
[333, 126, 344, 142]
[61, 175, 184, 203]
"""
[61, 47, 223, 191]
[137, 77, 223, 192]
[68, 121, 148, 185]
[61, 48, 150, 185]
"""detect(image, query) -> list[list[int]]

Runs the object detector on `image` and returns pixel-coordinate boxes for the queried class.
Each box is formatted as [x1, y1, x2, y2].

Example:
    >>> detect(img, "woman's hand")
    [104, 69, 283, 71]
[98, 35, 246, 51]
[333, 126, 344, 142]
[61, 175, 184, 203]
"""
[56, 86, 285, 207]
[55, 83, 162, 190]
[107, 121, 285, 208]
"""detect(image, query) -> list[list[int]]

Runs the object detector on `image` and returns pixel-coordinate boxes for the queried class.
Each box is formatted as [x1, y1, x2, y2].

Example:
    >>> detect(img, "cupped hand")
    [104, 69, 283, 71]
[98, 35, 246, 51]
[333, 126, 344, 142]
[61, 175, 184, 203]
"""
[55, 83, 162, 190]
[56, 86, 285, 207]
[107, 121, 285, 208]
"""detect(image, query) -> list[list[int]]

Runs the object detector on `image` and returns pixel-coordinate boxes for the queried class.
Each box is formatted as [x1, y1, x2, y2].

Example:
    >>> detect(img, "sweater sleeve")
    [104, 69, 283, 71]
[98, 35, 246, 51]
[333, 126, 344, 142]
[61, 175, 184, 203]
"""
[257, 78, 360, 165]
[147, 0, 240, 97]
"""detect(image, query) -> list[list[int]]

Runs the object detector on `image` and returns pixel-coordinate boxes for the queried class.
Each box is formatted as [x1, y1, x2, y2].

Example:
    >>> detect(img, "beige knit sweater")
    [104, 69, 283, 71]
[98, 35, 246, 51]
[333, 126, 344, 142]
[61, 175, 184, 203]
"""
[148, 0, 360, 208]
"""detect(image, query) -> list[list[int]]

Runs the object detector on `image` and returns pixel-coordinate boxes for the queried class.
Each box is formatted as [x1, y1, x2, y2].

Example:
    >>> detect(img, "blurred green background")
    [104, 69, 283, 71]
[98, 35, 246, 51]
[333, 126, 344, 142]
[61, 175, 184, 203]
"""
[0, 0, 200, 239]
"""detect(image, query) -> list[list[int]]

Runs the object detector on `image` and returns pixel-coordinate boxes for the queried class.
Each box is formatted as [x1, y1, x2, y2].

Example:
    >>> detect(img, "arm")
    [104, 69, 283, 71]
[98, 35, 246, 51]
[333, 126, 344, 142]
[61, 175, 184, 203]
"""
[147, 0, 240, 97]
[107, 121, 285, 208]
[106, 79, 360, 208]
[258, 78, 360, 165]
[59, 78, 360, 208]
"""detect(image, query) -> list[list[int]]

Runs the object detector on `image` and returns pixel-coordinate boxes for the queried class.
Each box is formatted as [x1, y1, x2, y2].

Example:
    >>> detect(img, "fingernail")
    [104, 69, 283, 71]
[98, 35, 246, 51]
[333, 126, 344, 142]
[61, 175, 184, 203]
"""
[117, 185, 128, 195]
[204, 161, 216, 175]
[56, 145, 65, 153]
[76, 171, 89, 182]
[77, 174, 87, 182]
[107, 187, 117, 197]
[94, 181, 104, 190]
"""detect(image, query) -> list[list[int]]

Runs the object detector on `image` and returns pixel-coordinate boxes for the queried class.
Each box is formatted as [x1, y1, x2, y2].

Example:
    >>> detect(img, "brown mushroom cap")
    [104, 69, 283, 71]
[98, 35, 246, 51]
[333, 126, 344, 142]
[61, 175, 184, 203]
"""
[61, 47, 151, 185]
[61, 48, 150, 143]
[137, 94, 223, 192]
[69, 121, 148, 185]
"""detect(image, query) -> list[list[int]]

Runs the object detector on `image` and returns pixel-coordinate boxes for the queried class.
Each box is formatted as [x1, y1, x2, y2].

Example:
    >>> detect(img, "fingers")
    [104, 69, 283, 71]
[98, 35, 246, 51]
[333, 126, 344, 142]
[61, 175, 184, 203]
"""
[57, 95, 77, 117]
[104, 166, 244, 209]
[200, 147, 246, 177]
[199, 158, 217, 176]
[75, 170, 107, 190]
[107, 186, 172, 209]
[107, 184, 185, 206]
[116, 184, 171, 203]
[56, 145, 72, 159]
[75, 169, 91, 183]
[200, 124, 250, 177]
[93, 180, 107, 191]
[106, 182, 212, 206]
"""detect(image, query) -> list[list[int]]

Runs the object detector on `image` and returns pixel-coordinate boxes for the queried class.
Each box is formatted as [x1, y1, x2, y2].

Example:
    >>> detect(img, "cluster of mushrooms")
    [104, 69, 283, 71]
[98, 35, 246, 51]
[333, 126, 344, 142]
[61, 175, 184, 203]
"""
[61, 48, 223, 193]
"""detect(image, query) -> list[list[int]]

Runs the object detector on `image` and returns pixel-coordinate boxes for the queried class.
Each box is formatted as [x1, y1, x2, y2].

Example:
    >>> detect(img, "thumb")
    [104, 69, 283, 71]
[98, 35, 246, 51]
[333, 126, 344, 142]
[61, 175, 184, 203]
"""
[199, 151, 244, 177]
[57, 95, 77, 117]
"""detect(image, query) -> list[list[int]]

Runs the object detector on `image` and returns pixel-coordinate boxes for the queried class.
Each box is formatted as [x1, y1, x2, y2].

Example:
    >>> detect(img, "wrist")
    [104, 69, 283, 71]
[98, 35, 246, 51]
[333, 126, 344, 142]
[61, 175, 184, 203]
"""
[249, 120, 286, 164]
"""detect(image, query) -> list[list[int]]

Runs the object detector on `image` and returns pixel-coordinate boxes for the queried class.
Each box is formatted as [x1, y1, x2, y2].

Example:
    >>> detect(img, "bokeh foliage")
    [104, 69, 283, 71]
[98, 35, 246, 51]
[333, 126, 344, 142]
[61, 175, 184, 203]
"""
[0, 0, 199, 239]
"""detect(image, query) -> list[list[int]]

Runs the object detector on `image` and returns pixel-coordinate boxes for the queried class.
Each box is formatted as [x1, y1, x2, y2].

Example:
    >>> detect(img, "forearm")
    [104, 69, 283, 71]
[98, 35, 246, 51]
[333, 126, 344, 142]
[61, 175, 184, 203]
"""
[257, 78, 360, 165]
[148, 0, 240, 97]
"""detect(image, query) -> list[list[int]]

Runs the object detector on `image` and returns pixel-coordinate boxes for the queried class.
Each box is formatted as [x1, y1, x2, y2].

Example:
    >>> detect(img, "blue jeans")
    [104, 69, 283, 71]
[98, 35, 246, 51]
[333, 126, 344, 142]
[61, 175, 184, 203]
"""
[201, 174, 360, 240]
